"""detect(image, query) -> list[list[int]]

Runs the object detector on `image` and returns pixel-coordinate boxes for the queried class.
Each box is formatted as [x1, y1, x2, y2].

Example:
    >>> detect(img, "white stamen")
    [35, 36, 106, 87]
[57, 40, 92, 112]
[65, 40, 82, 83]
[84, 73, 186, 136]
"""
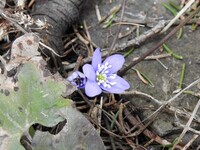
[96, 63, 117, 88]
[109, 74, 117, 79]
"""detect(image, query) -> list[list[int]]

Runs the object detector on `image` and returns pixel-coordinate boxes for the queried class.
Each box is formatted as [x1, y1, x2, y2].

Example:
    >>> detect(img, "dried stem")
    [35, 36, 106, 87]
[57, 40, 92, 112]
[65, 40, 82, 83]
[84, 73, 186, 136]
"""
[182, 134, 199, 150]
[160, 0, 196, 33]
[118, 6, 200, 76]
[109, 0, 126, 55]
[142, 78, 200, 125]
[64, 20, 168, 71]
[172, 99, 200, 149]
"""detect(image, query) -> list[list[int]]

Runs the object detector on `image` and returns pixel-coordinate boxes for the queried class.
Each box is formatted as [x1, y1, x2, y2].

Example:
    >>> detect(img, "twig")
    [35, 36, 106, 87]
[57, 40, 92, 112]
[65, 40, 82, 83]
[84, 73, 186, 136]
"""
[90, 100, 104, 134]
[103, 116, 117, 150]
[28, 0, 35, 8]
[118, 6, 200, 76]
[132, 53, 171, 61]
[64, 37, 78, 49]
[113, 22, 144, 27]
[88, 114, 123, 139]
[161, 0, 196, 33]
[156, 59, 168, 70]
[73, 25, 89, 45]
[122, 90, 162, 105]
[177, 123, 200, 135]
[144, 139, 154, 147]
[115, 20, 167, 52]
[97, 97, 103, 134]
[83, 20, 94, 56]
[95, 5, 102, 21]
[182, 134, 199, 150]
[122, 90, 200, 123]
[115, 16, 199, 26]
[77, 90, 92, 106]
[73, 55, 83, 72]
[109, 0, 126, 55]
[141, 78, 200, 123]
[118, 26, 136, 39]
[172, 99, 200, 149]
[63, 20, 167, 70]
[124, 108, 183, 149]
[197, 145, 200, 150]
[135, 69, 149, 84]
[122, 78, 200, 126]
[99, 5, 121, 23]
[64, 6, 199, 71]
[127, 115, 156, 137]
[118, 103, 127, 134]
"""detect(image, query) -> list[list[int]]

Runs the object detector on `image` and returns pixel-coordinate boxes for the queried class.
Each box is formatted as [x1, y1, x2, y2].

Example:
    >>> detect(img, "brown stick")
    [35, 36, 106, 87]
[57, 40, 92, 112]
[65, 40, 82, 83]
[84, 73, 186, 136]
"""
[118, 6, 200, 76]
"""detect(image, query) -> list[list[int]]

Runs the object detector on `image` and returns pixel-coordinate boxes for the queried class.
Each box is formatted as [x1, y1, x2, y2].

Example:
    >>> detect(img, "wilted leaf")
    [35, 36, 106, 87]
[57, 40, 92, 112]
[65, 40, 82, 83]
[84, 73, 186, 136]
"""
[0, 63, 71, 150]
[11, 33, 40, 58]
[32, 107, 106, 150]
[6, 33, 41, 71]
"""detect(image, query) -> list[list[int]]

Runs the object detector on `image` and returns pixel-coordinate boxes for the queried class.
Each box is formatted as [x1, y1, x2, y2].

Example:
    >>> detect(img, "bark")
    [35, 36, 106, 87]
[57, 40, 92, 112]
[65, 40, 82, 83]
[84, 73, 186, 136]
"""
[31, 0, 85, 70]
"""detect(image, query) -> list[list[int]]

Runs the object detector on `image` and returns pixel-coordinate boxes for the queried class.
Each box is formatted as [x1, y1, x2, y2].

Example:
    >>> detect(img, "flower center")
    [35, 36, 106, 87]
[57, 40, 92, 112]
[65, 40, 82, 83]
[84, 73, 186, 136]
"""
[96, 62, 116, 88]
[97, 74, 106, 82]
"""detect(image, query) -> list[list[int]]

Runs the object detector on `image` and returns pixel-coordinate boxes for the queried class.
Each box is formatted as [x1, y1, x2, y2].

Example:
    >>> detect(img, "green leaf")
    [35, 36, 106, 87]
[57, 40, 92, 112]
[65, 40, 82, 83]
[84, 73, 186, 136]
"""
[0, 63, 71, 150]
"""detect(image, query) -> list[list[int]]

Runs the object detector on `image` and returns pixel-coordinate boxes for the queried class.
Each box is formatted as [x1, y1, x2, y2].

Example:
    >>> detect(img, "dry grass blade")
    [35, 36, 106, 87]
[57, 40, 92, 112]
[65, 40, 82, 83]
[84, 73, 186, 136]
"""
[172, 99, 200, 149]
[161, 0, 196, 33]
[124, 108, 183, 149]
[141, 78, 200, 123]
[63, 20, 168, 71]
[182, 134, 199, 150]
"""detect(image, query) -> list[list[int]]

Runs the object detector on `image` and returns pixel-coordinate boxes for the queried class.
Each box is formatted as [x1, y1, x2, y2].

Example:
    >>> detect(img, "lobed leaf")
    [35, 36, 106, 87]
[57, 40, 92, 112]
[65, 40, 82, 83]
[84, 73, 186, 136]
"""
[0, 63, 71, 150]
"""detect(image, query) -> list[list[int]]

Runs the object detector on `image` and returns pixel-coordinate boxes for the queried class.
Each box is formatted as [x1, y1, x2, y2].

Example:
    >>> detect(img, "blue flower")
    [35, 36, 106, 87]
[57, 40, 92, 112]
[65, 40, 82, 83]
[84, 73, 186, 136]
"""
[83, 48, 130, 97]
[67, 71, 86, 89]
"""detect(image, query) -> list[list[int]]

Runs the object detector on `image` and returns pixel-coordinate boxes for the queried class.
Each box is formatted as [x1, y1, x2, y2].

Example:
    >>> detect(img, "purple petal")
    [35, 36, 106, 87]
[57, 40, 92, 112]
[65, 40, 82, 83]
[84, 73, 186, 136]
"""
[67, 71, 85, 82]
[67, 71, 79, 82]
[85, 80, 102, 97]
[100, 76, 130, 93]
[92, 48, 102, 71]
[67, 71, 86, 88]
[102, 54, 125, 74]
[76, 71, 86, 78]
[83, 64, 96, 81]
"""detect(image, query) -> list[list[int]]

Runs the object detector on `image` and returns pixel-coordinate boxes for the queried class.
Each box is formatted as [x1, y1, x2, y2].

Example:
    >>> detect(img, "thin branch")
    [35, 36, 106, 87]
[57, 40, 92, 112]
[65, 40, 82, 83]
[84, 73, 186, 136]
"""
[140, 78, 200, 123]
[161, 0, 196, 33]
[172, 99, 200, 149]
[122, 89, 200, 123]
[182, 134, 199, 150]
[64, 20, 168, 70]
[177, 123, 200, 135]
[109, 0, 126, 55]
[118, 6, 200, 76]
[122, 90, 162, 105]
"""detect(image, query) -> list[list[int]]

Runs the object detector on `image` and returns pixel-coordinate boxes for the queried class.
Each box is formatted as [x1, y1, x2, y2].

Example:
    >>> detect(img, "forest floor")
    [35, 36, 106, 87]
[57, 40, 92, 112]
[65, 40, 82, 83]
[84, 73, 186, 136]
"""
[0, 0, 200, 150]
